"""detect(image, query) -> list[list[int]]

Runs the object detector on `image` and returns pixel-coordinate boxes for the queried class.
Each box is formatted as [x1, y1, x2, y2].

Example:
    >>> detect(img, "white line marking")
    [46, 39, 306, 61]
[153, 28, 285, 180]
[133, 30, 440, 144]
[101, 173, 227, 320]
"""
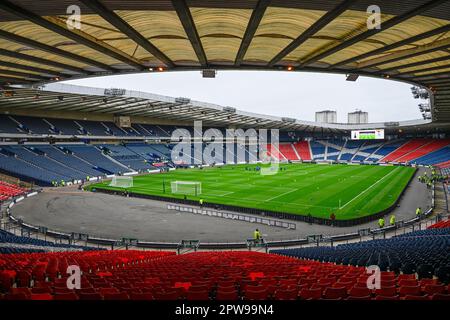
[205, 191, 235, 197]
[264, 188, 298, 202]
[339, 167, 400, 209]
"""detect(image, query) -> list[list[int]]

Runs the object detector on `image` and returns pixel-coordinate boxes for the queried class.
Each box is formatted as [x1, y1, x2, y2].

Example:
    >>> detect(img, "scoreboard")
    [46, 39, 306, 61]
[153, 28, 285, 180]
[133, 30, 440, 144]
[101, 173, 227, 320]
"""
[351, 129, 384, 140]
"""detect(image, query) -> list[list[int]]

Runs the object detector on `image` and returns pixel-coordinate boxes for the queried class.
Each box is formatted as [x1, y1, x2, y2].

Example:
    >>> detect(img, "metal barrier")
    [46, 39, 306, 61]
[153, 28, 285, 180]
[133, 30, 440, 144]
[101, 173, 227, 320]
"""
[167, 204, 296, 230]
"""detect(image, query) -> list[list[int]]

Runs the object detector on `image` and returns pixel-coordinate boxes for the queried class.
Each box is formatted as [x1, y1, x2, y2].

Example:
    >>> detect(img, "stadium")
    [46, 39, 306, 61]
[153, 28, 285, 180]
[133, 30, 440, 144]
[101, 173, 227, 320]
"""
[0, 0, 449, 309]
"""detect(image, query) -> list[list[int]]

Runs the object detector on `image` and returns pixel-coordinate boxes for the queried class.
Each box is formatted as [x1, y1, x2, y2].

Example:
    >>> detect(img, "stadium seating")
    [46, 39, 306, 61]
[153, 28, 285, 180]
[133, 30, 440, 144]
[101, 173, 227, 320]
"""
[0, 229, 100, 252]
[33, 145, 104, 177]
[428, 219, 450, 229]
[0, 115, 22, 134]
[293, 142, 312, 161]
[338, 140, 365, 162]
[396, 140, 450, 163]
[278, 144, 299, 161]
[9, 116, 52, 135]
[63, 145, 131, 175]
[267, 144, 286, 160]
[412, 146, 450, 166]
[99, 145, 155, 171]
[1, 250, 448, 300]
[310, 142, 325, 160]
[0, 181, 27, 203]
[271, 229, 450, 285]
[367, 140, 405, 162]
[381, 139, 430, 162]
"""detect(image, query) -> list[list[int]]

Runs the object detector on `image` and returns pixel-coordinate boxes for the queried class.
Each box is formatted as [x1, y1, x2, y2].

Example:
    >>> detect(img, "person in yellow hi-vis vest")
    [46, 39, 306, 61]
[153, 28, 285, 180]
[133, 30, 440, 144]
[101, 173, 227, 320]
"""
[253, 229, 262, 243]
[416, 207, 422, 217]
[390, 215, 396, 226]
[199, 199, 204, 207]
[378, 218, 385, 228]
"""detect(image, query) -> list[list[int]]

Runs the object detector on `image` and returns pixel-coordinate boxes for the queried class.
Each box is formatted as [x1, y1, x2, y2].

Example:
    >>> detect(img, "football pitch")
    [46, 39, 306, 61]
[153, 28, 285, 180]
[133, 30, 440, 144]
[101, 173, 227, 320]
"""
[89, 163, 416, 220]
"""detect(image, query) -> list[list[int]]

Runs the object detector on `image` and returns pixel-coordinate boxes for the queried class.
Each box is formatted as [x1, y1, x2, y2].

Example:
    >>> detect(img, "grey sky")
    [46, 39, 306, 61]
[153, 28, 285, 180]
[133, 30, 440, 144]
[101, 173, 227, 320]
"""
[65, 71, 421, 123]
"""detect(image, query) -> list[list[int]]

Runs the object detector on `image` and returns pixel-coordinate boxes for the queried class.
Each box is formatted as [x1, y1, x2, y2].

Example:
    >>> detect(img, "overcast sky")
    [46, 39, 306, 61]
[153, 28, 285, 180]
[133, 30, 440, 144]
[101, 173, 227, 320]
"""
[65, 71, 420, 123]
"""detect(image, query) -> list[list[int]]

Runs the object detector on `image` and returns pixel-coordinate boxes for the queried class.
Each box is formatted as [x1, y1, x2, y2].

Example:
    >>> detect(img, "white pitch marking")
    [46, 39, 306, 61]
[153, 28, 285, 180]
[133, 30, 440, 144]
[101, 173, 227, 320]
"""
[264, 188, 298, 202]
[339, 167, 400, 209]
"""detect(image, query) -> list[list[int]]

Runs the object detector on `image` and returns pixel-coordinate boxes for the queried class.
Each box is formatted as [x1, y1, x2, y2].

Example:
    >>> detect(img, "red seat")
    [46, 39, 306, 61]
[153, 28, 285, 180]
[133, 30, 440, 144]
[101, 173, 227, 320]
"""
[129, 293, 154, 300]
[348, 286, 371, 297]
[347, 295, 371, 300]
[299, 288, 322, 300]
[4, 293, 30, 300]
[54, 293, 79, 300]
[10, 287, 32, 296]
[274, 288, 297, 300]
[374, 295, 399, 300]
[77, 287, 96, 294]
[186, 291, 209, 300]
[216, 291, 239, 300]
[423, 284, 445, 295]
[431, 293, 450, 300]
[78, 293, 103, 300]
[153, 291, 181, 300]
[54, 288, 73, 295]
[103, 292, 130, 300]
[99, 287, 119, 295]
[217, 285, 236, 293]
[402, 295, 429, 300]
[31, 293, 53, 300]
[323, 287, 347, 299]
[398, 279, 418, 287]
[31, 287, 52, 294]
[399, 286, 421, 297]
[244, 289, 268, 300]
[375, 286, 397, 297]
[397, 274, 416, 281]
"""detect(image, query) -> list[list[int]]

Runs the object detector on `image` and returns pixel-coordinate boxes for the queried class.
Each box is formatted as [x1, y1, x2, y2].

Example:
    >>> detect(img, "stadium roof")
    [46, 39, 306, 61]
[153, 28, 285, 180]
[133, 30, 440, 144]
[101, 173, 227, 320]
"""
[0, 1, 449, 122]
[2, 83, 449, 134]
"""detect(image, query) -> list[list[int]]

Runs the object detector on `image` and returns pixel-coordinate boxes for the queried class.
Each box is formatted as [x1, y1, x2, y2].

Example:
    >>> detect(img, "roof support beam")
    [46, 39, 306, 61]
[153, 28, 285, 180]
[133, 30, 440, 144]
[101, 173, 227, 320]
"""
[0, 76, 34, 84]
[68, 98, 132, 112]
[0, 0, 144, 70]
[299, 0, 448, 67]
[171, 0, 207, 67]
[414, 72, 450, 81]
[0, 61, 66, 78]
[268, 0, 357, 67]
[235, 0, 271, 66]
[0, 68, 50, 81]
[0, 48, 88, 75]
[423, 79, 450, 86]
[4, 95, 88, 109]
[0, 30, 116, 72]
[378, 55, 450, 74]
[331, 24, 450, 68]
[358, 37, 450, 69]
[78, 0, 174, 68]
[397, 63, 450, 77]
[35, 97, 101, 111]
[83, 98, 140, 113]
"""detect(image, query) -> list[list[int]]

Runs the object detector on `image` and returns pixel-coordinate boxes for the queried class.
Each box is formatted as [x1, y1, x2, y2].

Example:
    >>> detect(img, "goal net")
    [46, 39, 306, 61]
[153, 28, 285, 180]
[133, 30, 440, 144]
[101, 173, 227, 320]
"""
[109, 175, 133, 188]
[170, 181, 202, 196]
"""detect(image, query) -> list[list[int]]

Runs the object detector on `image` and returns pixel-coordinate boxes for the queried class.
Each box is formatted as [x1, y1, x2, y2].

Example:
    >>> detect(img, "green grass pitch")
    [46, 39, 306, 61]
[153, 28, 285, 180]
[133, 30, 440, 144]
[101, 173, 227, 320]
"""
[88, 163, 416, 220]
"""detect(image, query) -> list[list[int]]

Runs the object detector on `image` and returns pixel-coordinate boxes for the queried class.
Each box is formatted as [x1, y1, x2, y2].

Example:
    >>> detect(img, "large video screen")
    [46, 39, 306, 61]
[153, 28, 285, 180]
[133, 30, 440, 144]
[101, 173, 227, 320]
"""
[351, 129, 384, 140]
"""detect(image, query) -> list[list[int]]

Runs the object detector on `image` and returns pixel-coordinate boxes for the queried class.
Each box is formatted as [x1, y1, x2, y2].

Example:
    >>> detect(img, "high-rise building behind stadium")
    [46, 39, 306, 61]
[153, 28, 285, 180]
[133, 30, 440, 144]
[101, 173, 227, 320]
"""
[348, 110, 369, 124]
[315, 110, 337, 123]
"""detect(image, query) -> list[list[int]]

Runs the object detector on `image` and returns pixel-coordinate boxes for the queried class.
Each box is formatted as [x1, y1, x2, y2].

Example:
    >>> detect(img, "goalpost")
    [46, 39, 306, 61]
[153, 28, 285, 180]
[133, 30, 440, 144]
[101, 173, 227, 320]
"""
[170, 181, 202, 196]
[109, 175, 133, 188]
